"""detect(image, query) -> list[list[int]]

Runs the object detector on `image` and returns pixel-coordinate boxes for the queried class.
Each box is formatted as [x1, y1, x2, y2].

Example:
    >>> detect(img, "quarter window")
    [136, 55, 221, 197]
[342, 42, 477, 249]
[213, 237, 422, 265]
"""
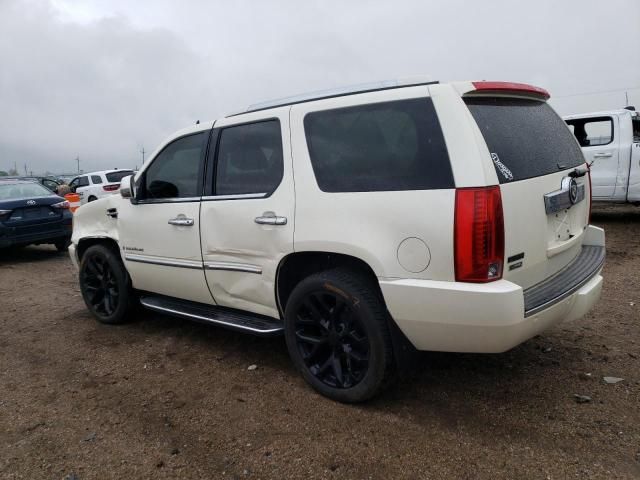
[91, 175, 103, 184]
[304, 98, 453, 192]
[215, 120, 284, 196]
[142, 132, 208, 199]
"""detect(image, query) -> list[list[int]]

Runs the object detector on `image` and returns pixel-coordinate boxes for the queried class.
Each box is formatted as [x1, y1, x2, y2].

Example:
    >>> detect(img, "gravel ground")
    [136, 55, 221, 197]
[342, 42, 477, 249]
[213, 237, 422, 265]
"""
[0, 204, 638, 480]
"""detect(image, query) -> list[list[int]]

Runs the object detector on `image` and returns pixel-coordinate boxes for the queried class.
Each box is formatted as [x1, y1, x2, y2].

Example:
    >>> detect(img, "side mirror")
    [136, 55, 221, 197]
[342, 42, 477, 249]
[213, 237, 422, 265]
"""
[120, 175, 135, 199]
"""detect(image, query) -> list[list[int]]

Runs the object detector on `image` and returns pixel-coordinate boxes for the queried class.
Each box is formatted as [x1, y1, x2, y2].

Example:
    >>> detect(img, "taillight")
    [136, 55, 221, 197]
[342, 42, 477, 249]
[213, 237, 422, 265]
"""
[103, 184, 120, 192]
[51, 201, 69, 209]
[586, 163, 592, 224]
[0, 209, 12, 216]
[454, 186, 505, 283]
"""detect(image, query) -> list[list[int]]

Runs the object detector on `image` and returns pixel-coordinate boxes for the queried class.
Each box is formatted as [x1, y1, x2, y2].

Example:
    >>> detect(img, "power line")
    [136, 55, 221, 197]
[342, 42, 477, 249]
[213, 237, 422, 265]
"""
[554, 85, 640, 99]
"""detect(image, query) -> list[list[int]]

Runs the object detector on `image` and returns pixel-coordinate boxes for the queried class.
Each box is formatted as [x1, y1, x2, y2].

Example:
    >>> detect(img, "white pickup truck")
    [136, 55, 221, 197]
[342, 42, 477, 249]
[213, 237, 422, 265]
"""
[564, 108, 640, 204]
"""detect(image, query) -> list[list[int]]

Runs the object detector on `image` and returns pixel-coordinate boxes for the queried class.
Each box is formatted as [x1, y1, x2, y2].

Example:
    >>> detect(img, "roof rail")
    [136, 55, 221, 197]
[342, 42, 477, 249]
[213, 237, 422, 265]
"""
[227, 76, 439, 117]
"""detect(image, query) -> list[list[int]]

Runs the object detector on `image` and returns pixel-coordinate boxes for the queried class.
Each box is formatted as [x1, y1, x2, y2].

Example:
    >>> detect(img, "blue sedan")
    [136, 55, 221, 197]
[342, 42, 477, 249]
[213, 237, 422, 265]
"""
[0, 180, 73, 250]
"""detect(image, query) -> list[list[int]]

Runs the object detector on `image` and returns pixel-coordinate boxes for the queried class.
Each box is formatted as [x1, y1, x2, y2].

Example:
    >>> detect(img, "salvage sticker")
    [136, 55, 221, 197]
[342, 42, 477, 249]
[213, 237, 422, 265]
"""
[491, 153, 514, 181]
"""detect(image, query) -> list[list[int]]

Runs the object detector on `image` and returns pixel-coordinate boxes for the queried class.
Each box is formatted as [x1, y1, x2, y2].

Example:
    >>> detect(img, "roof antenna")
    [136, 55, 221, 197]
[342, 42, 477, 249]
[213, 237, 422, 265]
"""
[196, 120, 200, 125]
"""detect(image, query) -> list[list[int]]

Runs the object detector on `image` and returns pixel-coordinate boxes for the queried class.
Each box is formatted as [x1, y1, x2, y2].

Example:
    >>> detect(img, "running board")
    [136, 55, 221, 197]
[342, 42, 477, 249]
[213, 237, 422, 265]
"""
[139, 295, 284, 337]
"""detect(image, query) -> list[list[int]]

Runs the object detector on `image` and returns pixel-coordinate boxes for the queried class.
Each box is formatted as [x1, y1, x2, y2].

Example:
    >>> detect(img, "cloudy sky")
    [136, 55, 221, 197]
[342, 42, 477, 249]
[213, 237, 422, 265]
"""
[1, 0, 639, 175]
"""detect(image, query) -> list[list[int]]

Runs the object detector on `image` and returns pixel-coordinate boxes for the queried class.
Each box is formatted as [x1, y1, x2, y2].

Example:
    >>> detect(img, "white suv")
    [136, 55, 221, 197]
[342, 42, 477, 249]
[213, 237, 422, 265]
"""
[69, 80, 605, 402]
[68, 169, 134, 204]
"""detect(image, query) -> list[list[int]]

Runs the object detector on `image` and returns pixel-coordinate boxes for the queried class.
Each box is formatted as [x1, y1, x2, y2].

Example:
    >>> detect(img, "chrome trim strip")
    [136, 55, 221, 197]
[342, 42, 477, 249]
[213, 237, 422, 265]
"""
[139, 299, 282, 334]
[124, 253, 203, 270]
[136, 197, 201, 204]
[201, 193, 267, 201]
[203, 261, 262, 274]
[544, 182, 585, 214]
[524, 252, 604, 317]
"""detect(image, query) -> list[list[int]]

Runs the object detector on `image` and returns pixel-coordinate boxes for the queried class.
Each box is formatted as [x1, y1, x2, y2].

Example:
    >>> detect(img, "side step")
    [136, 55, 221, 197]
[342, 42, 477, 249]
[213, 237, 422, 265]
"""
[139, 295, 284, 337]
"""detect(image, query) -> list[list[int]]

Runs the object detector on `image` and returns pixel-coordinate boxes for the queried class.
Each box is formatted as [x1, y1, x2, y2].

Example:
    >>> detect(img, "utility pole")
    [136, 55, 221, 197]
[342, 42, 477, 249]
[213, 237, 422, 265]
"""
[140, 146, 146, 164]
[625, 91, 629, 107]
[24, 163, 27, 175]
[76, 155, 80, 173]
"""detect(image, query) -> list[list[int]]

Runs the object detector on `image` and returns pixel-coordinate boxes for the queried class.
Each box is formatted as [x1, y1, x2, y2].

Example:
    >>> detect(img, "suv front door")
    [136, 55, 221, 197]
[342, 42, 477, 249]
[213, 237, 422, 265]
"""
[200, 111, 294, 319]
[118, 130, 214, 304]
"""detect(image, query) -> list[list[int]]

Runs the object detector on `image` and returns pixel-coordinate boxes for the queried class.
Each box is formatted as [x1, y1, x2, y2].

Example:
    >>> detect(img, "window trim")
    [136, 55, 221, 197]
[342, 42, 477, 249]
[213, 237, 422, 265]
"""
[134, 130, 212, 204]
[566, 116, 615, 148]
[205, 117, 284, 200]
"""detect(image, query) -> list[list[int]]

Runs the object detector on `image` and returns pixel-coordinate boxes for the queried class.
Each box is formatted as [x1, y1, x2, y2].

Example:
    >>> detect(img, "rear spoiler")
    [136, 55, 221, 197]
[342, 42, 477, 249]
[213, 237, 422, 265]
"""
[465, 81, 550, 100]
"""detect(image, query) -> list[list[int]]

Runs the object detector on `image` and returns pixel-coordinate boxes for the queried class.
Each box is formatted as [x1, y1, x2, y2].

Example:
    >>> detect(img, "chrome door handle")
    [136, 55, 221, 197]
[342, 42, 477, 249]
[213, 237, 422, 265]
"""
[168, 215, 194, 226]
[255, 215, 287, 226]
[593, 152, 612, 158]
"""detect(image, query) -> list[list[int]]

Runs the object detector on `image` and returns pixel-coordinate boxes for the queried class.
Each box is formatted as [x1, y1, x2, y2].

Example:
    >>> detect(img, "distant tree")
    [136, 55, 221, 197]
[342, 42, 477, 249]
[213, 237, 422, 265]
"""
[0, 171, 8, 176]
[8, 167, 18, 176]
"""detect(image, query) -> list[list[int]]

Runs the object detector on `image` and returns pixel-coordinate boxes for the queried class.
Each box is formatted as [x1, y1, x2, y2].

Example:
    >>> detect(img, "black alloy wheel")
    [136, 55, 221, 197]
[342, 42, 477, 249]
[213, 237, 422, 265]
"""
[293, 290, 370, 389]
[79, 244, 135, 324]
[284, 268, 394, 403]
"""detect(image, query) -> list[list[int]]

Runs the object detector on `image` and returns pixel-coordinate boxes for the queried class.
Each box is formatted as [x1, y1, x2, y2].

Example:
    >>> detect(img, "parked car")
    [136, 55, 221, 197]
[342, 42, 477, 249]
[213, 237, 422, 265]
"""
[70, 79, 605, 402]
[68, 169, 134, 204]
[0, 179, 72, 250]
[564, 108, 640, 204]
[0, 176, 64, 194]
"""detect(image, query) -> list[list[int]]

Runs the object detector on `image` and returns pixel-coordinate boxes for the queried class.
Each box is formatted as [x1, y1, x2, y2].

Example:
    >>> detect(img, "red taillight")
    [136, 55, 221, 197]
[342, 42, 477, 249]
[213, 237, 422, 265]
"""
[471, 81, 550, 100]
[51, 200, 69, 209]
[103, 184, 120, 192]
[586, 163, 592, 223]
[454, 186, 505, 283]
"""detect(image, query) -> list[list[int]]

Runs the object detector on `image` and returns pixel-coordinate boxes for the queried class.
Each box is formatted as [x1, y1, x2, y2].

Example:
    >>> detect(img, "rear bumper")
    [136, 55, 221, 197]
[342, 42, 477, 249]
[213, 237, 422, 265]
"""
[0, 222, 72, 248]
[380, 226, 605, 353]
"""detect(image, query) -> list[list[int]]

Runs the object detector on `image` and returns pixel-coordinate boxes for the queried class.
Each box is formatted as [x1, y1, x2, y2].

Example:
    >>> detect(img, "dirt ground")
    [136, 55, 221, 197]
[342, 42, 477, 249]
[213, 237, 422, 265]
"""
[0, 205, 638, 480]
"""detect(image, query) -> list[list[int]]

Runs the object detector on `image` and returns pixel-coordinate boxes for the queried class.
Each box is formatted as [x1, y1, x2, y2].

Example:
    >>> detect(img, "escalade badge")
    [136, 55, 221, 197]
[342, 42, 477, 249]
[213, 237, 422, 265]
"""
[26, 200, 37, 206]
[568, 178, 579, 204]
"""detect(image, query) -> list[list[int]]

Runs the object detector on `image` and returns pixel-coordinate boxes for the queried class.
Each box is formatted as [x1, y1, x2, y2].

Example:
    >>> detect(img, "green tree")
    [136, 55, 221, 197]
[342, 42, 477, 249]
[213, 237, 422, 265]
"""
[0, 171, 8, 176]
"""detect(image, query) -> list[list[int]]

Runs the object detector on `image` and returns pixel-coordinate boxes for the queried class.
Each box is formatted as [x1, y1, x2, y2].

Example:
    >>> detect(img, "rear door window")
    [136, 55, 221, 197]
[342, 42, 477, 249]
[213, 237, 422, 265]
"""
[304, 98, 453, 192]
[91, 175, 103, 184]
[465, 97, 584, 183]
[215, 120, 283, 196]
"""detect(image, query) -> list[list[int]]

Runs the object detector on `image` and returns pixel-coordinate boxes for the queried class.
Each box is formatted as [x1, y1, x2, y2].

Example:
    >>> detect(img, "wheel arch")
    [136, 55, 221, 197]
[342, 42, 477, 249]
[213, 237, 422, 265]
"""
[275, 251, 384, 317]
[77, 236, 121, 262]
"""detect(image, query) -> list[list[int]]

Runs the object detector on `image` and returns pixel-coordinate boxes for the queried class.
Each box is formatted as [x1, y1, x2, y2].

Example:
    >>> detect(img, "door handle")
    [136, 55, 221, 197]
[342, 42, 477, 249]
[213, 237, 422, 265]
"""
[593, 153, 612, 158]
[255, 214, 287, 226]
[168, 215, 194, 226]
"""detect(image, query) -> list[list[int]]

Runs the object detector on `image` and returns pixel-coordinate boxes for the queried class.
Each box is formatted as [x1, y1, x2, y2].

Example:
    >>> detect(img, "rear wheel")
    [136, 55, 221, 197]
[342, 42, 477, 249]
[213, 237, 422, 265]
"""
[79, 244, 136, 324]
[284, 268, 394, 403]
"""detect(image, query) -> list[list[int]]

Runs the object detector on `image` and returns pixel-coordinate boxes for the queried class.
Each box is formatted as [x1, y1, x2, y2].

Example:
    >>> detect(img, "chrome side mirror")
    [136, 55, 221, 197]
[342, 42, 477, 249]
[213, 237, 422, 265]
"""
[120, 175, 134, 199]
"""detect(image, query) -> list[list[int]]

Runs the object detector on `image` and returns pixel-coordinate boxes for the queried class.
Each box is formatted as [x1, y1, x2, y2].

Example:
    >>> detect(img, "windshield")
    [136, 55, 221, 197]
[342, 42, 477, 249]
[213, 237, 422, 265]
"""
[0, 182, 54, 200]
[465, 97, 585, 183]
[106, 170, 133, 182]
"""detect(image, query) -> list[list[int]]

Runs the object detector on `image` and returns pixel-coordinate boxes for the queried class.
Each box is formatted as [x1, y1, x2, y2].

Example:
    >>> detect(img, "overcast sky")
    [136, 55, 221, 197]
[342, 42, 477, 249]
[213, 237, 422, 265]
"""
[1, 0, 639, 175]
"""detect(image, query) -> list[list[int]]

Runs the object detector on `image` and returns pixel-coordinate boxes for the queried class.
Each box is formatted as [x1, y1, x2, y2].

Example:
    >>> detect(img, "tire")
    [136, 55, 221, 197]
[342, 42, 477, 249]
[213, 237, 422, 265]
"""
[79, 244, 136, 324]
[284, 268, 395, 403]
[87, 196, 97, 202]
[54, 238, 71, 252]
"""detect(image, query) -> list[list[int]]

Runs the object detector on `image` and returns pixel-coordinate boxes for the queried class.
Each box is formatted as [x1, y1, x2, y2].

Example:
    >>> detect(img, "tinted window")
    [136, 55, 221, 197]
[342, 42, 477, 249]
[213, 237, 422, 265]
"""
[77, 176, 90, 187]
[91, 175, 103, 184]
[0, 183, 53, 199]
[42, 179, 59, 191]
[304, 98, 453, 192]
[565, 117, 613, 147]
[215, 120, 283, 195]
[143, 132, 207, 199]
[106, 170, 134, 182]
[465, 97, 584, 183]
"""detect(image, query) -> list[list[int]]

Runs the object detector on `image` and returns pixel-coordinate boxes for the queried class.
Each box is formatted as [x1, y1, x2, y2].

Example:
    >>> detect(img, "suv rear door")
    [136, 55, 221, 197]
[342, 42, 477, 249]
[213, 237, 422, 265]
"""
[199, 109, 294, 319]
[461, 91, 591, 290]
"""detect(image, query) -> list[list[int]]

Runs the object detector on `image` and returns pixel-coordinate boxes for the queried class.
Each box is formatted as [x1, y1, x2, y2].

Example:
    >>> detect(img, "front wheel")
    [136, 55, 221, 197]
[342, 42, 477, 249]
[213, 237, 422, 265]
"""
[284, 269, 395, 403]
[79, 244, 136, 324]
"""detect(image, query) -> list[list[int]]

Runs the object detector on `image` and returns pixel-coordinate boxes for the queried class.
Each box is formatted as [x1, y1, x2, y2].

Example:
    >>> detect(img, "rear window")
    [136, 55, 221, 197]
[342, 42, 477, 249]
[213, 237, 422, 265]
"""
[304, 98, 453, 192]
[465, 97, 584, 183]
[106, 171, 133, 182]
[0, 183, 53, 200]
